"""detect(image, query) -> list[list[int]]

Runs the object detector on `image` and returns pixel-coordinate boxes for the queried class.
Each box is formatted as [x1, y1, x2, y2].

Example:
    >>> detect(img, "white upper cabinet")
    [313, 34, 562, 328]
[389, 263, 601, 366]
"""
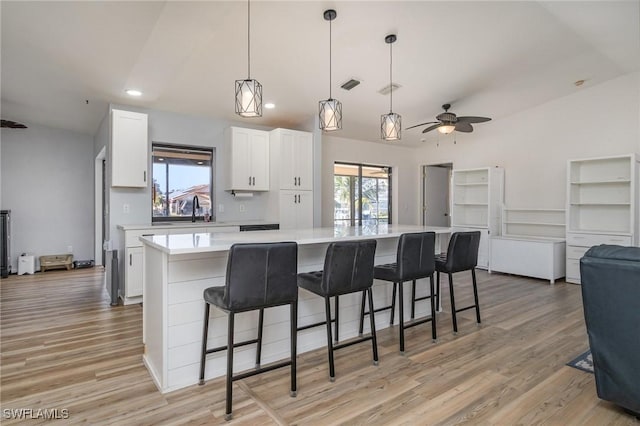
[224, 127, 270, 191]
[111, 109, 148, 188]
[270, 129, 313, 190]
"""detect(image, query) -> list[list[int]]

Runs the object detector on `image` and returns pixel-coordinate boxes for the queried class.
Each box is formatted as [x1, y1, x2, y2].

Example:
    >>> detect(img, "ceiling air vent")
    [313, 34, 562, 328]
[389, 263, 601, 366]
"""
[340, 78, 361, 91]
[378, 83, 401, 95]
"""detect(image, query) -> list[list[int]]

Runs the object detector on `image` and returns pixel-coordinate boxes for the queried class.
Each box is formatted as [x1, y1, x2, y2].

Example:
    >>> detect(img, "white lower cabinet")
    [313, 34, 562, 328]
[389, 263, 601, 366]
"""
[490, 237, 566, 284]
[125, 247, 143, 298]
[279, 190, 313, 229]
[565, 232, 633, 284]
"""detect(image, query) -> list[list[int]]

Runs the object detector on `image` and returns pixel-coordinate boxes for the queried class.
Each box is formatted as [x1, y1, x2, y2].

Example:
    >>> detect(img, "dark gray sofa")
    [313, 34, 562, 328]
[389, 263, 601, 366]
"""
[580, 244, 640, 416]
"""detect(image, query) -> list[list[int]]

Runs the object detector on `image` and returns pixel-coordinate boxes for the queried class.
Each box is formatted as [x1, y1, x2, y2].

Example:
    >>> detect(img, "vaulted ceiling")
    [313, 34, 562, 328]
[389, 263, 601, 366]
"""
[2, 1, 638, 146]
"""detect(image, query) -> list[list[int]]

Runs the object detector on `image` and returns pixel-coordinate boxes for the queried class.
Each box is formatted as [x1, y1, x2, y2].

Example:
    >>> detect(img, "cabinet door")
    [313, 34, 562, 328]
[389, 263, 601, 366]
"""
[112, 110, 148, 187]
[249, 130, 270, 190]
[229, 128, 251, 190]
[278, 191, 298, 229]
[294, 132, 313, 190]
[279, 131, 297, 190]
[125, 247, 143, 297]
[296, 191, 314, 228]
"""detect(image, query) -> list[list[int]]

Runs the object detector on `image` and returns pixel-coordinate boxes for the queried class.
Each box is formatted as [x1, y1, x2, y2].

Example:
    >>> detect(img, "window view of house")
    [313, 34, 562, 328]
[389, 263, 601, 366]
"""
[334, 162, 390, 227]
[151, 144, 213, 220]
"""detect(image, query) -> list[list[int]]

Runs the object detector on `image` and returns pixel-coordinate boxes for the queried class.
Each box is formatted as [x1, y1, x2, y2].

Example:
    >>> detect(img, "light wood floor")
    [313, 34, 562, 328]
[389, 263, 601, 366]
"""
[1, 268, 638, 425]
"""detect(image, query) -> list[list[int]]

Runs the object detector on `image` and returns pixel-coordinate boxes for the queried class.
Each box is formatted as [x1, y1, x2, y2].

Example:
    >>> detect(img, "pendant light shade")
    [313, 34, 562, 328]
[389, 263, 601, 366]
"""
[381, 34, 401, 141]
[319, 9, 342, 131]
[235, 0, 262, 117]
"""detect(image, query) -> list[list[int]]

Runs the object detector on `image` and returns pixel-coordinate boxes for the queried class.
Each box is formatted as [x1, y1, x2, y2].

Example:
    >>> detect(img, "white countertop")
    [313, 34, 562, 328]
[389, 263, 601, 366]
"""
[117, 220, 277, 231]
[140, 224, 452, 255]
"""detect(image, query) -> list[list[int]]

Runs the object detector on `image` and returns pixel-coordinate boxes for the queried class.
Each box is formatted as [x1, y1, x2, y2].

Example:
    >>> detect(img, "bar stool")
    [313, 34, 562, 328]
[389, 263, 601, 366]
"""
[435, 231, 481, 334]
[359, 232, 436, 353]
[199, 242, 298, 421]
[297, 240, 378, 382]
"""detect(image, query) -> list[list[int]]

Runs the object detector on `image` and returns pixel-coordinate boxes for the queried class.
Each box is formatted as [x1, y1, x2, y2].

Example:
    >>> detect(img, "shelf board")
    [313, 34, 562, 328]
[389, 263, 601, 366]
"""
[454, 182, 488, 186]
[567, 229, 631, 236]
[504, 208, 565, 212]
[570, 179, 630, 185]
[451, 224, 488, 229]
[454, 202, 488, 206]
[505, 221, 565, 226]
[569, 202, 630, 206]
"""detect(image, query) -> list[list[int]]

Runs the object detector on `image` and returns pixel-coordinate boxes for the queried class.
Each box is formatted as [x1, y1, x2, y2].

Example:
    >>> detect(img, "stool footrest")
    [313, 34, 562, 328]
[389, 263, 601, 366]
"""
[297, 318, 335, 332]
[403, 315, 434, 330]
[361, 303, 393, 317]
[206, 338, 259, 355]
[333, 335, 373, 351]
[232, 359, 292, 382]
[454, 305, 478, 314]
[414, 295, 434, 303]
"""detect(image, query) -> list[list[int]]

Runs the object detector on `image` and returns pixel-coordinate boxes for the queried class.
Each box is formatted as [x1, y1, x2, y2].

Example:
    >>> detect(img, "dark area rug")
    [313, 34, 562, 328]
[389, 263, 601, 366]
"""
[567, 349, 593, 373]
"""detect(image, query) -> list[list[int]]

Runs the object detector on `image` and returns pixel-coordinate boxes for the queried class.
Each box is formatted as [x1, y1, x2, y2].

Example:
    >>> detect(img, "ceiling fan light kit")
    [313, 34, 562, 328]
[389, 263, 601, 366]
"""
[319, 9, 342, 132]
[381, 34, 401, 141]
[407, 103, 492, 139]
[235, 0, 262, 118]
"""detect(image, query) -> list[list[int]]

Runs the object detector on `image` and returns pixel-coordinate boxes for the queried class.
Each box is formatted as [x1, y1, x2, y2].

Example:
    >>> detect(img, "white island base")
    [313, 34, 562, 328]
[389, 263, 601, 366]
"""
[141, 225, 450, 393]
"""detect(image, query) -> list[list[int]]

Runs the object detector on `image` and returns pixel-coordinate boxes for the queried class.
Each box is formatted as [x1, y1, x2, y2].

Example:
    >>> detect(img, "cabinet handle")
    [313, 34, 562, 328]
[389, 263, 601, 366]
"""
[294, 177, 297, 186]
[143, 171, 146, 182]
[297, 177, 300, 186]
[253, 177, 255, 186]
[129, 254, 132, 266]
[249, 176, 252, 186]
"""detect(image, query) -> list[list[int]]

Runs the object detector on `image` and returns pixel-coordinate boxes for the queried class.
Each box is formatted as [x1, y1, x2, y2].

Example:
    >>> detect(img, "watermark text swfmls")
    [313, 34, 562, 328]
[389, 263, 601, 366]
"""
[2, 408, 70, 420]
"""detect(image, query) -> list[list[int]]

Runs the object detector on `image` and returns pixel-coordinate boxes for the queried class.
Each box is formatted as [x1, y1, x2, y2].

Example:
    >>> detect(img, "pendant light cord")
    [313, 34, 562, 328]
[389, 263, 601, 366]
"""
[329, 17, 332, 99]
[247, 0, 251, 79]
[389, 41, 393, 113]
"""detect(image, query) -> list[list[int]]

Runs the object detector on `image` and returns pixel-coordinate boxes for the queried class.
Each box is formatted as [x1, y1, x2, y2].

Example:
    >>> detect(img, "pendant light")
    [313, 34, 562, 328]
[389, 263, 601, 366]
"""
[381, 34, 401, 141]
[235, 0, 262, 117]
[319, 9, 342, 131]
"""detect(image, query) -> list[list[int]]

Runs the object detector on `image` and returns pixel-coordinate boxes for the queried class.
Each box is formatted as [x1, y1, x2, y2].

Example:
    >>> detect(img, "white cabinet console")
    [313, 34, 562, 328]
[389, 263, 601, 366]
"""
[224, 127, 270, 191]
[111, 109, 148, 188]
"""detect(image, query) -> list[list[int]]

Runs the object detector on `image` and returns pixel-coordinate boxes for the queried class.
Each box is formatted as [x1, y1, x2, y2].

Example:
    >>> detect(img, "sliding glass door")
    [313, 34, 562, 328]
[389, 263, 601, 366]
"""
[334, 162, 391, 226]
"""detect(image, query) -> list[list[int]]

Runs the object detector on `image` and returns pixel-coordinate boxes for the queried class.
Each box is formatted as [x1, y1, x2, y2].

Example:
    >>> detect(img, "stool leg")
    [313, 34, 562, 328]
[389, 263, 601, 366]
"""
[324, 296, 335, 381]
[225, 313, 235, 421]
[436, 271, 441, 312]
[398, 281, 405, 353]
[358, 290, 367, 336]
[334, 296, 339, 342]
[411, 280, 416, 320]
[290, 301, 298, 397]
[199, 303, 210, 385]
[256, 308, 264, 368]
[390, 283, 397, 326]
[367, 288, 379, 365]
[448, 273, 458, 334]
[471, 268, 481, 324]
[429, 274, 437, 342]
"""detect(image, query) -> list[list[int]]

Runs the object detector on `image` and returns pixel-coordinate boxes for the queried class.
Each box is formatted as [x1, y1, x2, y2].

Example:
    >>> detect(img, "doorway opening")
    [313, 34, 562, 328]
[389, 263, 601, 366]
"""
[422, 163, 452, 227]
[94, 147, 106, 266]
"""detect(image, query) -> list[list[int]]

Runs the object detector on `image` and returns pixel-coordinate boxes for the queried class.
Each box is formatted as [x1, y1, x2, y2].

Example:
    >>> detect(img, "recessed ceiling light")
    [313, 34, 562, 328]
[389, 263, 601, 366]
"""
[126, 89, 142, 97]
[264, 103, 276, 109]
[574, 79, 586, 87]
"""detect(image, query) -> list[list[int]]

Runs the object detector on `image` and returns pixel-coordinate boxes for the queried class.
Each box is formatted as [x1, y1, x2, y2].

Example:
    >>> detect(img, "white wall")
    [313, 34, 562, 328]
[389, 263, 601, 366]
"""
[414, 72, 640, 209]
[1, 124, 94, 271]
[321, 135, 421, 227]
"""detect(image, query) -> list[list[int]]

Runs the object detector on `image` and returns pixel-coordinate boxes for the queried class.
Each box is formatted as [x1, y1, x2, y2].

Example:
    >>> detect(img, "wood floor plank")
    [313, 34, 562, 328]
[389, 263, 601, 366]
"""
[1, 268, 638, 425]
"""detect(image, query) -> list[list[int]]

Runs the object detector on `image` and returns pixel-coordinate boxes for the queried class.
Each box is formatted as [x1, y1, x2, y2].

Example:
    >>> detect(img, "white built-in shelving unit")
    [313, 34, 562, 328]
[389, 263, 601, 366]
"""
[491, 208, 566, 284]
[451, 167, 504, 270]
[565, 154, 639, 284]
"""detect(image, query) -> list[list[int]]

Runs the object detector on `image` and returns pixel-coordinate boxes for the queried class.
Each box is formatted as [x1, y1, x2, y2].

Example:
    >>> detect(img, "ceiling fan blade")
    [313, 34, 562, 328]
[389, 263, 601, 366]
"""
[422, 123, 443, 133]
[455, 122, 473, 133]
[406, 121, 438, 130]
[457, 116, 491, 124]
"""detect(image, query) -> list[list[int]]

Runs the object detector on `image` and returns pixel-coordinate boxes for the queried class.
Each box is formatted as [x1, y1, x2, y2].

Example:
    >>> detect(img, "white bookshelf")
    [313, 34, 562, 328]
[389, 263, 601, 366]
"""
[565, 154, 639, 284]
[491, 208, 566, 284]
[451, 167, 504, 270]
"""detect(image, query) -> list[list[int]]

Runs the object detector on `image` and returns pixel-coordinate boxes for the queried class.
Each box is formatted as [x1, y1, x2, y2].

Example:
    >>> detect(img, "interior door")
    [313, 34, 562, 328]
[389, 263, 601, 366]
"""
[423, 164, 452, 227]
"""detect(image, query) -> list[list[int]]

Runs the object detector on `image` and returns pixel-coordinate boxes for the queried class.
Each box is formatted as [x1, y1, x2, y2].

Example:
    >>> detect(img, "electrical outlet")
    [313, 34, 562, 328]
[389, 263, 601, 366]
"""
[239, 204, 245, 212]
[123, 204, 130, 214]
[67, 245, 73, 253]
[218, 204, 224, 213]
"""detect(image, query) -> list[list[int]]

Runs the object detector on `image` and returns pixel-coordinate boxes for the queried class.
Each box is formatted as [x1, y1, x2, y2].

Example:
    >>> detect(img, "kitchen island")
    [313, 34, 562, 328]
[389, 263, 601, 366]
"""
[141, 224, 451, 393]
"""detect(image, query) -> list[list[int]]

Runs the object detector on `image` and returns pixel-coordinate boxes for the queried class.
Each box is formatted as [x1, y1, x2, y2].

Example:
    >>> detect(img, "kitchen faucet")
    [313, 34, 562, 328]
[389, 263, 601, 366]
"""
[191, 195, 200, 222]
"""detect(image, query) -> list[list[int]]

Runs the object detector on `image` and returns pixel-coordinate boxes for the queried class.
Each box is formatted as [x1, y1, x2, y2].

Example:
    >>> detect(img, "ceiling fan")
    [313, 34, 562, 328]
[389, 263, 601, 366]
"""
[1, 119, 27, 129]
[407, 104, 491, 134]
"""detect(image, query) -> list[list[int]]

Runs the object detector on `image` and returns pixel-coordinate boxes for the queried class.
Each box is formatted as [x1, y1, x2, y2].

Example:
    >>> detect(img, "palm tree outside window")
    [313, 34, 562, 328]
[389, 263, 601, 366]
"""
[334, 162, 391, 227]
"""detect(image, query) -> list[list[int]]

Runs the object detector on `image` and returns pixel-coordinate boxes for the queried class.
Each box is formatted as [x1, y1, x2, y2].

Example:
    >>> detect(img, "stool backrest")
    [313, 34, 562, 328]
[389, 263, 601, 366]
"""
[322, 240, 377, 296]
[397, 232, 436, 280]
[225, 242, 298, 311]
[444, 231, 481, 273]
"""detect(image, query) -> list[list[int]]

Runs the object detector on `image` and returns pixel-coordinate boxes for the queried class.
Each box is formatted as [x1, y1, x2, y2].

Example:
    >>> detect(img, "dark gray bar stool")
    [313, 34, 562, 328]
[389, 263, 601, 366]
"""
[297, 240, 378, 382]
[199, 242, 298, 421]
[435, 231, 481, 334]
[359, 232, 436, 353]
